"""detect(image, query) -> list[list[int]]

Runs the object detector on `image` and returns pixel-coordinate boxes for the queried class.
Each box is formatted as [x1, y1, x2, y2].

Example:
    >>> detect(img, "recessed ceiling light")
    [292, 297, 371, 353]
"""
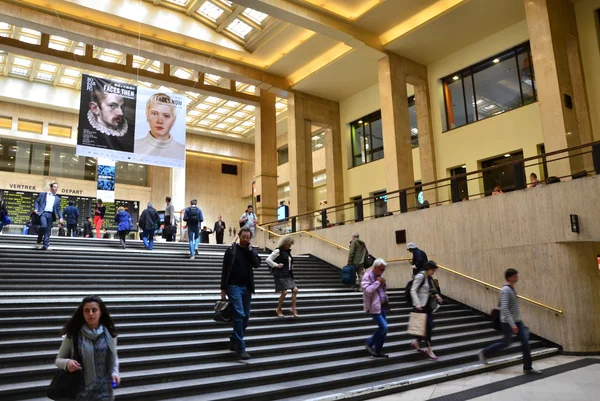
[358, 120, 363, 124]
[461, 165, 467, 169]
[504, 154, 511, 158]
[452, 76, 459, 81]
[493, 58, 500, 63]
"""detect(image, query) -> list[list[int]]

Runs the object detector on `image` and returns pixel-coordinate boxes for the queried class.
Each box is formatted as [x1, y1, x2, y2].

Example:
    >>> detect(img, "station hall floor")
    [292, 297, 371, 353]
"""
[371, 355, 600, 401]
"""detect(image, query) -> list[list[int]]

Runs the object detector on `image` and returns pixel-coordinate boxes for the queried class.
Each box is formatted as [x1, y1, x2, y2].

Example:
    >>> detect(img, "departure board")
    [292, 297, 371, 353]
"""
[1, 190, 139, 230]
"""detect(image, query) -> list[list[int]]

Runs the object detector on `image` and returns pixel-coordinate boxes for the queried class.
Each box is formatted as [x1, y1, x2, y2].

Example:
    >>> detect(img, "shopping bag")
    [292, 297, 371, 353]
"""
[407, 312, 427, 337]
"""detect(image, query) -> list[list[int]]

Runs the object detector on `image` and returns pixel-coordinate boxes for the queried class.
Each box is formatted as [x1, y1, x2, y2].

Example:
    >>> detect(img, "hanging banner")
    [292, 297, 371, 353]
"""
[77, 74, 187, 168]
[97, 158, 116, 202]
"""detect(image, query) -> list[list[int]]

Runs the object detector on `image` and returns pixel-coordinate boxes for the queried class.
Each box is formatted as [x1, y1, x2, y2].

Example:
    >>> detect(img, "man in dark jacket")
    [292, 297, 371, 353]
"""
[407, 242, 428, 276]
[213, 216, 226, 244]
[83, 216, 93, 238]
[220, 227, 262, 360]
[139, 202, 160, 250]
[200, 226, 213, 244]
[33, 181, 63, 251]
[183, 199, 204, 259]
[63, 200, 79, 237]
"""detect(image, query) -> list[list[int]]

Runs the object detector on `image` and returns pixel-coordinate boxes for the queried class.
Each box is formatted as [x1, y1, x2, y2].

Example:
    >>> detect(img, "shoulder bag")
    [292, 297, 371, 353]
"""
[214, 300, 234, 323]
[47, 334, 84, 400]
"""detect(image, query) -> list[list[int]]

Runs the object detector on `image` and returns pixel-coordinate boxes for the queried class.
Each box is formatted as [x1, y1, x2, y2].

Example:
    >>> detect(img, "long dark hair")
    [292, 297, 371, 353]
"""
[61, 295, 118, 338]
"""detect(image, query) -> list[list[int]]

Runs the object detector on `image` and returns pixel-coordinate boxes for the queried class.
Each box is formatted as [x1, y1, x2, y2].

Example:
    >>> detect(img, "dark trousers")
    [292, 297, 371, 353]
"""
[216, 232, 224, 244]
[482, 321, 532, 370]
[416, 305, 434, 346]
[118, 230, 128, 247]
[67, 223, 77, 237]
[227, 284, 252, 352]
[36, 212, 53, 249]
[164, 218, 174, 242]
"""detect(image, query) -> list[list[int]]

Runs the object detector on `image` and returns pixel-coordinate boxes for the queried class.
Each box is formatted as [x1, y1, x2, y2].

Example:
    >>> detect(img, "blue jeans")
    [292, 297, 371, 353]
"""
[36, 212, 53, 248]
[482, 321, 532, 370]
[227, 284, 252, 352]
[188, 226, 200, 256]
[367, 309, 388, 353]
[142, 229, 155, 250]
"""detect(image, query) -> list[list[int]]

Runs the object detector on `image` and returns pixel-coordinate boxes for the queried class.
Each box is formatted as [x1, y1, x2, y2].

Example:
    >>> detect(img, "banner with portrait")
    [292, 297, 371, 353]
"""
[77, 74, 187, 168]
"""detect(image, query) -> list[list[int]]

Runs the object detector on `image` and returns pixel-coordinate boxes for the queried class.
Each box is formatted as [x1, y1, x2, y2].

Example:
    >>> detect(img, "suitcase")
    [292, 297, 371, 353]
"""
[341, 265, 356, 286]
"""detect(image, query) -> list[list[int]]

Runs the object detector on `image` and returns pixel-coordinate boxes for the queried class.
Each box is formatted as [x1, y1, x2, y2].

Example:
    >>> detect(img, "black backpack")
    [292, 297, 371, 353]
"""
[188, 207, 200, 224]
[404, 273, 428, 305]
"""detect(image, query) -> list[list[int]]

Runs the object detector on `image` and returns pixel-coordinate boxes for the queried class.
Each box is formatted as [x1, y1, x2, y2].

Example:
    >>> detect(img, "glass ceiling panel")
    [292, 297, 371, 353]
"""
[198, 1, 225, 21]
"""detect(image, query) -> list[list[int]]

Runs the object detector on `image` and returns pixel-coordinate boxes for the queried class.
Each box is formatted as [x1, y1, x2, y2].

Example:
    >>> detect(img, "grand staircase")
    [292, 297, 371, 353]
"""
[0, 235, 559, 401]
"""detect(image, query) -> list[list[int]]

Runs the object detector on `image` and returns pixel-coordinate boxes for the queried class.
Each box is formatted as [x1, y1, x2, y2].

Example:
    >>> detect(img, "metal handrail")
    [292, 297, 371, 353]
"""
[257, 227, 563, 315]
[386, 260, 563, 315]
[255, 224, 349, 251]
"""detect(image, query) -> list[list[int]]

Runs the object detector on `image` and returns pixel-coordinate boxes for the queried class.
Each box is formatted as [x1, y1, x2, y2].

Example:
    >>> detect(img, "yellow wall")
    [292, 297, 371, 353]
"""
[339, 83, 421, 203]
[575, 0, 600, 141]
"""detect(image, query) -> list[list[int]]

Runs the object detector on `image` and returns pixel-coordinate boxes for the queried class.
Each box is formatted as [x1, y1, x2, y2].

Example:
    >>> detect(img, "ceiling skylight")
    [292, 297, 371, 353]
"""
[227, 19, 253, 38]
[243, 8, 268, 24]
[198, 1, 224, 21]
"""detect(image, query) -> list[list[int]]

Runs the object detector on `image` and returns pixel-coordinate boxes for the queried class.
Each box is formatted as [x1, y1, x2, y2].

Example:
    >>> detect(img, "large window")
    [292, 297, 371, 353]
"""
[443, 42, 536, 131]
[277, 146, 288, 166]
[408, 96, 419, 148]
[0, 137, 147, 186]
[481, 151, 525, 196]
[351, 111, 383, 167]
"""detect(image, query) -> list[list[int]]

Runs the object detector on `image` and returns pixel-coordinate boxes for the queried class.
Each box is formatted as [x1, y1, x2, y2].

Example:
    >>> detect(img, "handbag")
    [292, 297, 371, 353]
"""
[213, 300, 233, 323]
[47, 335, 84, 400]
[407, 312, 427, 337]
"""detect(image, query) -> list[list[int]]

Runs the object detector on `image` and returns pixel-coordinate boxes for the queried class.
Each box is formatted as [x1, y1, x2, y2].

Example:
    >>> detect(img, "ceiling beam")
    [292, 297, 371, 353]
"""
[216, 5, 244, 33]
[232, 0, 384, 53]
[185, 0, 203, 16]
[0, 1, 292, 94]
[0, 34, 260, 104]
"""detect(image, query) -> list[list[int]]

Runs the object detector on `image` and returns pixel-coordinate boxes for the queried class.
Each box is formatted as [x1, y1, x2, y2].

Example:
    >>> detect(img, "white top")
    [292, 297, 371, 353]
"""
[135, 133, 186, 159]
[265, 248, 292, 269]
[410, 272, 431, 308]
[240, 212, 257, 230]
[44, 193, 56, 212]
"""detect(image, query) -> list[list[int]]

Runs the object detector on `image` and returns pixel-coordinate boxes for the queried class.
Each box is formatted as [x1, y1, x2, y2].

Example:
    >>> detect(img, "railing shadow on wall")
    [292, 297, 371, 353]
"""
[262, 141, 600, 236]
[255, 226, 563, 316]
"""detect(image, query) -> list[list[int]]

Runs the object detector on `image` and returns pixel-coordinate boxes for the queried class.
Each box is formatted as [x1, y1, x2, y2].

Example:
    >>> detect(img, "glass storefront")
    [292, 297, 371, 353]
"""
[0, 137, 148, 186]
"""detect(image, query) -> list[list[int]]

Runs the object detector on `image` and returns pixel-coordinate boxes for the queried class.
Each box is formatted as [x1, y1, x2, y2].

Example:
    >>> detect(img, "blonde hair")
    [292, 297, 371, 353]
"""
[146, 93, 177, 120]
[277, 236, 294, 249]
[117, 206, 125, 213]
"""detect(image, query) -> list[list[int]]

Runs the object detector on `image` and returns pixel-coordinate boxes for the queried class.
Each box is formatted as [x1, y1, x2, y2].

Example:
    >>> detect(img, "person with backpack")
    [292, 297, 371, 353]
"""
[410, 261, 443, 360]
[63, 200, 79, 237]
[477, 269, 542, 375]
[183, 199, 204, 259]
[407, 242, 428, 276]
[139, 202, 160, 250]
[348, 233, 368, 290]
[114, 206, 133, 249]
[239, 205, 257, 239]
[362, 258, 390, 358]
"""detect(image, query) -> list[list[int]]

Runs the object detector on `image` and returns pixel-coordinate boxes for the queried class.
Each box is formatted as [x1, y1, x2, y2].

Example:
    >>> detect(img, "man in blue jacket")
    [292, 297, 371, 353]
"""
[33, 181, 63, 251]
[63, 200, 79, 237]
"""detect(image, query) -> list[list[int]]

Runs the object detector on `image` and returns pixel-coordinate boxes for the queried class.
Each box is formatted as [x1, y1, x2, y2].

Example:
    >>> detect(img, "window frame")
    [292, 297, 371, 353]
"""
[350, 110, 384, 168]
[442, 41, 537, 132]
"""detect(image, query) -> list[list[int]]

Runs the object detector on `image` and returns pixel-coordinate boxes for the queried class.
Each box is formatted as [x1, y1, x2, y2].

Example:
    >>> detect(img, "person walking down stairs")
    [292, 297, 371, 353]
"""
[410, 261, 443, 360]
[220, 227, 262, 360]
[114, 207, 133, 249]
[54, 295, 120, 401]
[362, 258, 390, 358]
[266, 236, 299, 318]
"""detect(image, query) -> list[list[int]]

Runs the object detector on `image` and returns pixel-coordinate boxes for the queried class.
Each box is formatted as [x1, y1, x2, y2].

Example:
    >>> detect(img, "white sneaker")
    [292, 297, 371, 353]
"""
[35, 243, 43, 250]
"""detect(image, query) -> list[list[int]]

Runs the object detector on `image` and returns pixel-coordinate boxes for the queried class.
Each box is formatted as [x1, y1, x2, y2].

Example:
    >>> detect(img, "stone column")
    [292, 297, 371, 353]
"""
[324, 121, 344, 223]
[170, 167, 186, 218]
[378, 53, 415, 211]
[287, 92, 313, 217]
[525, 0, 594, 177]
[254, 90, 278, 224]
[413, 80, 438, 203]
